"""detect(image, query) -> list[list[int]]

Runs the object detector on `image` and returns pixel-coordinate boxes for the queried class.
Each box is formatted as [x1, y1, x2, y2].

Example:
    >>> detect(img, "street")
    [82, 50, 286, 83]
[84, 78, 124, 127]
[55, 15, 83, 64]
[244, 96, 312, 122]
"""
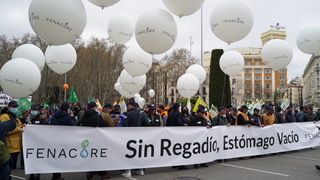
[12, 147, 320, 180]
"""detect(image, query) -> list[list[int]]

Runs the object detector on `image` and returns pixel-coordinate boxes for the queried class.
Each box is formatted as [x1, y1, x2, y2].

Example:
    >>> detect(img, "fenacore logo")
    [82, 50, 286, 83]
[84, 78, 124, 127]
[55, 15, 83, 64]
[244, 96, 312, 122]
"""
[26, 139, 108, 159]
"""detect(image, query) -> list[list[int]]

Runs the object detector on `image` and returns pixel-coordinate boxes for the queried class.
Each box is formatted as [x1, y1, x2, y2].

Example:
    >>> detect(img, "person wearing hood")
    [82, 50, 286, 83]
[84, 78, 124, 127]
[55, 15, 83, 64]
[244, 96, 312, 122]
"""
[0, 100, 23, 177]
[49, 102, 76, 180]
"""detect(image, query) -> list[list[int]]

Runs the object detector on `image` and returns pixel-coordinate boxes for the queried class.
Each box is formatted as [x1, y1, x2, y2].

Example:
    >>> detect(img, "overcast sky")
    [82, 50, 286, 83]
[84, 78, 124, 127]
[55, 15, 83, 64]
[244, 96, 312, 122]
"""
[1, 0, 320, 82]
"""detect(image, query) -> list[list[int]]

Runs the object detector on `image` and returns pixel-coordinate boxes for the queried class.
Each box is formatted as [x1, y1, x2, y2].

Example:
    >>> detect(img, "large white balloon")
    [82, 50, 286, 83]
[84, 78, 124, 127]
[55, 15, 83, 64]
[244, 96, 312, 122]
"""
[186, 64, 206, 84]
[177, 74, 199, 98]
[296, 25, 320, 55]
[122, 46, 152, 77]
[262, 39, 293, 71]
[210, 0, 254, 44]
[28, 0, 87, 45]
[138, 97, 145, 109]
[88, 0, 120, 8]
[119, 70, 146, 94]
[134, 93, 141, 102]
[148, 89, 155, 97]
[108, 14, 134, 44]
[45, 44, 77, 74]
[12, 44, 45, 71]
[135, 9, 177, 54]
[118, 89, 134, 98]
[162, 0, 204, 17]
[0, 58, 41, 98]
[219, 50, 244, 76]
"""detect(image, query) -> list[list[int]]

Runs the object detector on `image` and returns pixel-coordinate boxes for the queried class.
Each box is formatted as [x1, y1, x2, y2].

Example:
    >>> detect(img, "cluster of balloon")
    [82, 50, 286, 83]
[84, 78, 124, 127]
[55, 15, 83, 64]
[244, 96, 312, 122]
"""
[210, 0, 254, 44]
[88, 0, 120, 9]
[122, 45, 152, 77]
[162, 0, 204, 17]
[262, 39, 293, 71]
[296, 25, 320, 55]
[108, 14, 134, 44]
[12, 44, 45, 71]
[135, 9, 177, 54]
[176, 74, 199, 99]
[45, 44, 77, 74]
[28, 0, 87, 45]
[186, 64, 206, 84]
[0, 58, 41, 98]
[114, 78, 134, 98]
[219, 50, 244, 76]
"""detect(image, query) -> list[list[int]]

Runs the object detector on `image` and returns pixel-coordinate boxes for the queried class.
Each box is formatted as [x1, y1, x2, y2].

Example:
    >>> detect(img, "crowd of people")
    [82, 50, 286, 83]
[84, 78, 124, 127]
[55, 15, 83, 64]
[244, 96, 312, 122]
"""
[0, 100, 319, 180]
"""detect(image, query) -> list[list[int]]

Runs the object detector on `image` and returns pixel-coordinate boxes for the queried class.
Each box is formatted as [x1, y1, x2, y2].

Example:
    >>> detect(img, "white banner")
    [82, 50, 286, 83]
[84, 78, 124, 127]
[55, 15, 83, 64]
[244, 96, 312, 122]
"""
[23, 122, 320, 174]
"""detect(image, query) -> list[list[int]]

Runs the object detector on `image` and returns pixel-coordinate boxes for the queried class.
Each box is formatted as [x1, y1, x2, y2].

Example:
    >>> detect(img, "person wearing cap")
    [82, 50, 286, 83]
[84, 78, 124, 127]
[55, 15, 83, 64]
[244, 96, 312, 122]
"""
[0, 100, 23, 173]
[0, 117, 16, 180]
[157, 105, 168, 126]
[251, 108, 263, 127]
[284, 106, 295, 123]
[110, 105, 125, 127]
[304, 106, 317, 122]
[235, 105, 254, 126]
[72, 102, 84, 123]
[166, 103, 186, 126]
[30, 104, 48, 125]
[211, 107, 229, 126]
[147, 104, 163, 126]
[122, 101, 149, 178]
[80, 102, 110, 180]
[49, 102, 76, 180]
[274, 106, 285, 124]
[261, 106, 275, 126]
[181, 106, 192, 125]
[101, 103, 115, 127]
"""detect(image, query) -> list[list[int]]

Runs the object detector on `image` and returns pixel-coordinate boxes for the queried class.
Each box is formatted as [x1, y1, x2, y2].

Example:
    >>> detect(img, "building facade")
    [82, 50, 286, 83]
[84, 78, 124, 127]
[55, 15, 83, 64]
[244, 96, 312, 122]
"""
[287, 77, 303, 109]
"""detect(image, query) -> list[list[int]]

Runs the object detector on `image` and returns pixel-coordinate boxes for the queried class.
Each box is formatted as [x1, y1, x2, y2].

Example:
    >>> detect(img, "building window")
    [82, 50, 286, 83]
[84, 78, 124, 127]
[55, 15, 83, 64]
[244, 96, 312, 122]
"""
[265, 76, 271, 80]
[266, 92, 271, 99]
[245, 69, 251, 74]
[265, 69, 271, 74]
[255, 76, 261, 80]
[279, 69, 285, 74]
[245, 61, 250, 65]
[255, 84, 261, 89]
[317, 78, 320, 84]
[246, 93, 251, 99]
[203, 96, 206, 103]
[255, 93, 261, 99]
[232, 78, 236, 84]
[318, 85, 320, 90]
[255, 69, 261, 74]
[279, 76, 285, 80]
[245, 76, 251, 80]
[266, 84, 271, 89]
[280, 84, 285, 89]
[202, 87, 206, 95]
[245, 84, 251, 89]
[256, 61, 260, 65]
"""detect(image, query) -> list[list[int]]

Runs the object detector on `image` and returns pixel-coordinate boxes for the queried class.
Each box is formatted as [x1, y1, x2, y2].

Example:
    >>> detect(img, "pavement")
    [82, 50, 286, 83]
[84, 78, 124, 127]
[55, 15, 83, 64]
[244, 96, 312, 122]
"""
[11, 147, 320, 180]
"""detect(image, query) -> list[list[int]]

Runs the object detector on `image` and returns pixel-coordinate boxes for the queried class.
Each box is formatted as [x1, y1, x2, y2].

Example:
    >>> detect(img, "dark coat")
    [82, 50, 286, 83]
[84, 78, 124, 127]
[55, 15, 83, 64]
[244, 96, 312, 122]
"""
[166, 110, 184, 126]
[80, 109, 106, 127]
[211, 114, 228, 126]
[0, 119, 16, 143]
[237, 113, 253, 125]
[123, 108, 149, 127]
[190, 115, 208, 127]
[148, 113, 162, 126]
[51, 110, 76, 126]
[31, 115, 48, 125]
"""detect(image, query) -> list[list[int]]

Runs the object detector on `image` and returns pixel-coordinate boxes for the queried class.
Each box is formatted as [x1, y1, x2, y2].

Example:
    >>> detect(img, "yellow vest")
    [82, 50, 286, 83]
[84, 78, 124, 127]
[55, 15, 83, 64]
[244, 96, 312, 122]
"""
[262, 113, 275, 126]
[236, 111, 249, 125]
[0, 113, 22, 153]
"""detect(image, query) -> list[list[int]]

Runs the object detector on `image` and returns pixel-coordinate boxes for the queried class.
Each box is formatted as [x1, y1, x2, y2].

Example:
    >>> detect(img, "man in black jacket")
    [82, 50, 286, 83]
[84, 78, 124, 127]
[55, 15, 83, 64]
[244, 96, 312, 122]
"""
[166, 103, 187, 126]
[147, 104, 163, 126]
[122, 101, 149, 127]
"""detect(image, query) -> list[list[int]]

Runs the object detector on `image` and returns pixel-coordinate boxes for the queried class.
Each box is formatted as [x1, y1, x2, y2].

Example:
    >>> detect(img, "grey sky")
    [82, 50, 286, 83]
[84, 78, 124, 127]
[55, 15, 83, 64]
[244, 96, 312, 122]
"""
[1, 0, 320, 82]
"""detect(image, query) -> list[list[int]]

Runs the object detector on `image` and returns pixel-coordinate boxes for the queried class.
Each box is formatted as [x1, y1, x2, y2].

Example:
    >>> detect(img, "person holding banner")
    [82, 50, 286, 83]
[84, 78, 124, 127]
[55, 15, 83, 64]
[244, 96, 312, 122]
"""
[211, 107, 230, 126]
[252, 108, 263, 127]
[261, 106, 275, 126]
[235, 105, 253, 126]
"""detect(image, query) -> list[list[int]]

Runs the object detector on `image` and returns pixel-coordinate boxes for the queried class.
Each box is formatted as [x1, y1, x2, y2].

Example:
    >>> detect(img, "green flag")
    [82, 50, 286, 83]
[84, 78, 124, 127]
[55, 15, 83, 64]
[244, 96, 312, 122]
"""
[68, 87, 78, 103]
[17, 97, 32, 117]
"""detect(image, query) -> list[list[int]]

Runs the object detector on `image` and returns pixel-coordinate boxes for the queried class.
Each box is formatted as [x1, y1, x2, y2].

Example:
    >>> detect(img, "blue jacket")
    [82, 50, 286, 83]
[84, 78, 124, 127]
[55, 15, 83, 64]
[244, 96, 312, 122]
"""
[0, 119, 16, 143]
[50, 110, 76, 126]
[285, 111, 295, 123]
[296, 111, 304, 122]
[110, 113, 126, 127]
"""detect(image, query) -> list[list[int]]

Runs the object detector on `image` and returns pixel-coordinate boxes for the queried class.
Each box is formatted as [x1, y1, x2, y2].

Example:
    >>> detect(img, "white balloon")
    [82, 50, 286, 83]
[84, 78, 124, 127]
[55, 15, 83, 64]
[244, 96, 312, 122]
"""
[45, 44, 77, 74]
[135, 9, 177, 54]
[88, 0, 120, 8]
[262, 39, 293, 71]
[119, 69, 146, 94]
[118, 89, 134, 98]
[0, 58, 41, 98]
[122, 46, 152, 77]
[134, 93, 141, 102]
[162, 0, 204, 17]
[296, 25, 320, 55]
[114, 82, 121, 91]
[148, 89, 155, 97]
[177, 74, 199, 98]
[12, 44, 45, 71]
[138, 97, 145, 109]
[108, 14, 134, 44]
[210, 0, 254, 44]
[219, 50, 244, 76]
[186, 64, 206, 84]
[28, 0, 87, 45]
